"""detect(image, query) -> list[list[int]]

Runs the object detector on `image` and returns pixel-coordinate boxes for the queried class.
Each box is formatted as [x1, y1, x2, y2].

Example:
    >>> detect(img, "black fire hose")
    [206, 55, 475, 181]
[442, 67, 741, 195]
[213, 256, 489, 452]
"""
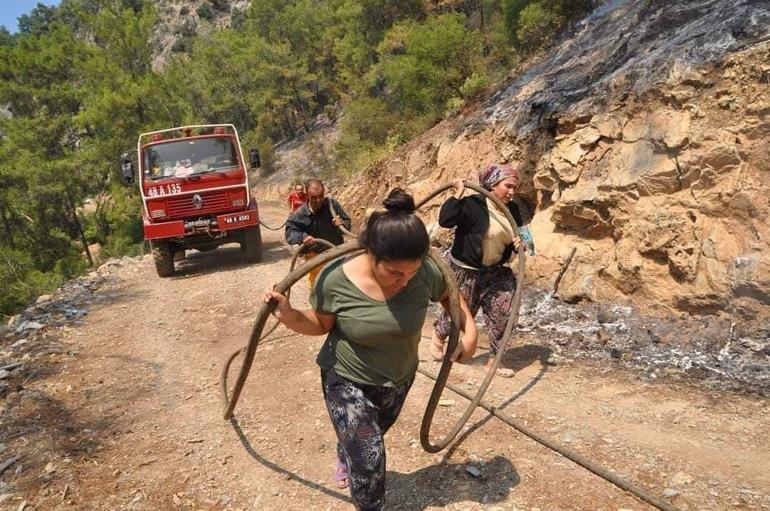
[220, 182, 679, 511]
[220, 241, 463, 422]
[220, 239, 337, 401]
[327, 196, 355, 239]
[325, 184, 522, 451]
[221, 181, 523, 453]
[415, 182, 526, 452]
[259, 219, 287, 231]
[416, 367, 680, 511]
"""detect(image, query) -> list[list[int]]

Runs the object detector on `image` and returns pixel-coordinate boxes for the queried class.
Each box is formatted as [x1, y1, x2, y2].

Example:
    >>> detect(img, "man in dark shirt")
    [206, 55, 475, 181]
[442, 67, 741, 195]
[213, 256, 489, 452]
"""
[285, 178, 352, 287]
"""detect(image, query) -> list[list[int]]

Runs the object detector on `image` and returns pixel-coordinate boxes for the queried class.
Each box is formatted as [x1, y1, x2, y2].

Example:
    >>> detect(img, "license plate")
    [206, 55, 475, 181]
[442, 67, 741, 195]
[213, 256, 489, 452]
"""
[223, 214, 250, 224]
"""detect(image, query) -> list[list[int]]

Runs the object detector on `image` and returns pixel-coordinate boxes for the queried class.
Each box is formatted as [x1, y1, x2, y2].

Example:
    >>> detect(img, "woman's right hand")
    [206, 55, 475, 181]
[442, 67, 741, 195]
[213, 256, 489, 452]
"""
[264, 289, 291, 321]
[451, 178, 465, 198]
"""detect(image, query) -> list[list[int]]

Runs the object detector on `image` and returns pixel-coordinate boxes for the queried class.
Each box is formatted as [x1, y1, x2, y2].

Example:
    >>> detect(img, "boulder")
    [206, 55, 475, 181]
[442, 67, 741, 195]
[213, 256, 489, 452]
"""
[590, 114, 623, 140]
[732, 256, 770, 305]
[603, 140, 680, 195]
[649, 109, 691, 149]
[551, 186, 612, 237]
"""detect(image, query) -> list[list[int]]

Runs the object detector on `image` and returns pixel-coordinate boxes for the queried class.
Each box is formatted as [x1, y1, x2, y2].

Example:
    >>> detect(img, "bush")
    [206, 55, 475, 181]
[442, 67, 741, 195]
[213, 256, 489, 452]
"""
[377, 13, 484, 117]
[459, 72, 490, 99]
[503, 0, 594, 52]
[386, 132, 406, 151]
[501, 0, 529, 39]
[196, 3, 214, 20]
[341, 96, 397, 145]
[516, 2, 562, 49]
[171, 36, 194, 53]
[0, 247, 66, 317]
[230, 7, 245, 30]
[445, 96, 465, 117]
[100, 235, 142, 260]
[332, 131, 386, 178]
[323, 103, 338, 123]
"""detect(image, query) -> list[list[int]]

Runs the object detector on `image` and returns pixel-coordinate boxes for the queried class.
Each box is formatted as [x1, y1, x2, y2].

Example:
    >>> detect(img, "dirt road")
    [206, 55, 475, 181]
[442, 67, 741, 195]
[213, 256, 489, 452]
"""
[1, 204, 768, 510]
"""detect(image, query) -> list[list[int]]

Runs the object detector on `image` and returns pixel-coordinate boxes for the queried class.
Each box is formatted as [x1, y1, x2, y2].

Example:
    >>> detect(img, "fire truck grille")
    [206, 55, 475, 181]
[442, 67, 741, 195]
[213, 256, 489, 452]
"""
[167, 190, 230, 218]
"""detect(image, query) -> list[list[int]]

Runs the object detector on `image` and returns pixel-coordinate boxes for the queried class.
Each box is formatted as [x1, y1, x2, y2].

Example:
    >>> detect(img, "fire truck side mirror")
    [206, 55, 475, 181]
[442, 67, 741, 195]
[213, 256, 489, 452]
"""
[248, 148, 261, 169]
[120, 153, 134, 185]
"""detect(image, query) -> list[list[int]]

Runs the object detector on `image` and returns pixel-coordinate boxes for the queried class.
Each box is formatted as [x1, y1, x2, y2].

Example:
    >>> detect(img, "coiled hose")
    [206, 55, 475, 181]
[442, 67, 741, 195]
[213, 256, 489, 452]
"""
[219, 182, 679, 511]
[221, 181, 522, 453]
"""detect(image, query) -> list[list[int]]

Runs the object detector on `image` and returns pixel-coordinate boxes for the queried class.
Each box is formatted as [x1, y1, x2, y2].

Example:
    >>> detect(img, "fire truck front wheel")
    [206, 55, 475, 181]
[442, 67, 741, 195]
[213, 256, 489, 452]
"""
[151, 240, 175, 277]
[241, 226, 263, 263]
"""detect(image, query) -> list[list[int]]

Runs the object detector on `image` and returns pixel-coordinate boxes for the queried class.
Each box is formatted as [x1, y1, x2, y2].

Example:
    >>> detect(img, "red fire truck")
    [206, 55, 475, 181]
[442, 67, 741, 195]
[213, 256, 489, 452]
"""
[121, 124, 263, 277]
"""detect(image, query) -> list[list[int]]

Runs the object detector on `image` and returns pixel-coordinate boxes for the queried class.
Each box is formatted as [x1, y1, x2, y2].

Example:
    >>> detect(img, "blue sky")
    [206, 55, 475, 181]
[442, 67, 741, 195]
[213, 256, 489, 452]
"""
[1, 1, 61, 33]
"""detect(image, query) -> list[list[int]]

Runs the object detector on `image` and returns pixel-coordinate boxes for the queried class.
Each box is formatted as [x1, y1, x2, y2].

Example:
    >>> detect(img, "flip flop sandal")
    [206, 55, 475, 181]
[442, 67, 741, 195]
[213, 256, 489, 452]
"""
[486, 360, 516, 378]
[334, 458, 349, 489]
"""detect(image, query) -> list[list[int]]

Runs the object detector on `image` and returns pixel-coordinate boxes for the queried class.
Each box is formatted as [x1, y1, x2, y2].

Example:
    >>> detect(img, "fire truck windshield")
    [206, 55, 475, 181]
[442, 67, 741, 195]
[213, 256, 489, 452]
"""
[144, 137, 239, 180]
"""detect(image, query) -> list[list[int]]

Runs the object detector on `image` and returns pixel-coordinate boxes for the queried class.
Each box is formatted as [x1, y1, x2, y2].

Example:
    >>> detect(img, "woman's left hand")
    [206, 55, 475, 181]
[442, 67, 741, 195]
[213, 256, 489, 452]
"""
[452, 322, 478, 363]
[438, 292, 478, 363]
[511, 236, 523, 253]
[264, 289, 292, 321]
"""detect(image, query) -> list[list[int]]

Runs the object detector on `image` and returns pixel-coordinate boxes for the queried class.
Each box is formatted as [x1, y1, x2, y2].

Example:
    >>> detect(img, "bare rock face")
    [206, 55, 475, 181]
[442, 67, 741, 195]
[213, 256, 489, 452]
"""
[151, 0, 251, 71]
[335, 0, 770, 323]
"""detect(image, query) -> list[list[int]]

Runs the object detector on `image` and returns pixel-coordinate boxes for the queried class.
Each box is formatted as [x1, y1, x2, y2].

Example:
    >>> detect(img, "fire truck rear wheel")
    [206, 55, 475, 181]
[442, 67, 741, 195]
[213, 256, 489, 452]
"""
[241, 226, 263, 263]
[151, 240, 175, 277]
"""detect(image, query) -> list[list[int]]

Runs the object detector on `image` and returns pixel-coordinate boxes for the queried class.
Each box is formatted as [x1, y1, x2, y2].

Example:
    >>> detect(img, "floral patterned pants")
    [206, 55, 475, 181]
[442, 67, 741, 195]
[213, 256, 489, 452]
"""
[321, 369, 413, 511]
[434, 258, 516, 356]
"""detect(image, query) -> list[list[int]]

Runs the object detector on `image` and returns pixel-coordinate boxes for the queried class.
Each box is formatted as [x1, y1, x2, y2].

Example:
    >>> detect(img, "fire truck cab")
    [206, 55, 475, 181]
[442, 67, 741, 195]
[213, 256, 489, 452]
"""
[121, 124, 262, 277]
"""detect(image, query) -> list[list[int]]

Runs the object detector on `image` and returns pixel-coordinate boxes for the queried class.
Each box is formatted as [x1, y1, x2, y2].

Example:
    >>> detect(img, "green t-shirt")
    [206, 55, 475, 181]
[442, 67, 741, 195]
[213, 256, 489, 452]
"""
[311, 256, 447, 386]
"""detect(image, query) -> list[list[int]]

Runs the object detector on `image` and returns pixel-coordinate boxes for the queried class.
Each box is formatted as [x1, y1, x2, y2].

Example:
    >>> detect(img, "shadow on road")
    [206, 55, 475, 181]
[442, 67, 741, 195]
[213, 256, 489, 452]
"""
[230, 413, 519, 509]
[388, 455, 519, 510]
[438, 343, 552, 461]
[172, 241, 291, 278]
[228, 417, 353, 505]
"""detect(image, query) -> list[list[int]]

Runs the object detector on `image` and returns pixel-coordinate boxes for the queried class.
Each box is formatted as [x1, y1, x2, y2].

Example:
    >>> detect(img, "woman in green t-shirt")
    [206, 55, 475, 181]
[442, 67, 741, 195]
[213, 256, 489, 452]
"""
[265, 189, 477, 510]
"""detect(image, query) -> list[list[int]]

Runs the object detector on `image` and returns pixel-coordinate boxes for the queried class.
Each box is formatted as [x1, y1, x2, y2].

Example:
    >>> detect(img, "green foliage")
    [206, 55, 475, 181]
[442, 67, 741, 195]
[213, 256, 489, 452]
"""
[502, 0, 595, 51]
[172, 36, 193, 53]
[341, 97, 397, 145]
[240, 131, 277, 177]
[332, 130, 386, 178]
[0, 0, 599, 315]
[516, 2, 562, 48]
[197, 3, 214, 21]
[0, 27, 13, 46]
[501, 0, 529, 38]
[0, 247, 64, 314]
[121, 0, 146, 14]
[445, 96, 465, 117]
[460, 72, 491, 99]
[230, 7, 245, 30]
[17, 4, 59, 35]
[377, 13, 484, 116]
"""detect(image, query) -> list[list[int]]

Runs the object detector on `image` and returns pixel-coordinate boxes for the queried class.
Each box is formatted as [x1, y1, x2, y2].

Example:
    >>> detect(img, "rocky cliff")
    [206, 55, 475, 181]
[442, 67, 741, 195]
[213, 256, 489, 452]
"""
[151, 0, 250, 70]
[332, 0, 770, 324]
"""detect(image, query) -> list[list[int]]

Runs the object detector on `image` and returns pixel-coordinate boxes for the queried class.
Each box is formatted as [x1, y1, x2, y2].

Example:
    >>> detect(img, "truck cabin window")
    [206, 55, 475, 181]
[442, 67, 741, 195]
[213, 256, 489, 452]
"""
[144, 138, 238, 180]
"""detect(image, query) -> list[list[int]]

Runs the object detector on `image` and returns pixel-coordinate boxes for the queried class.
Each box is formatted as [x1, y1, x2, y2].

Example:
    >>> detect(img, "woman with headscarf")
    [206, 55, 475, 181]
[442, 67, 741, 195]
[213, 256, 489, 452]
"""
[431, 163, 524, 377]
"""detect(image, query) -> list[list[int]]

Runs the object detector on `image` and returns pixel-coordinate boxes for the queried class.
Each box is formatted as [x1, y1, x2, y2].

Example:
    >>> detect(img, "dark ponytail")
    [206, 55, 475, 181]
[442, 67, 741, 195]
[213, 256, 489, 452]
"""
[359, 188, 429, 261]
